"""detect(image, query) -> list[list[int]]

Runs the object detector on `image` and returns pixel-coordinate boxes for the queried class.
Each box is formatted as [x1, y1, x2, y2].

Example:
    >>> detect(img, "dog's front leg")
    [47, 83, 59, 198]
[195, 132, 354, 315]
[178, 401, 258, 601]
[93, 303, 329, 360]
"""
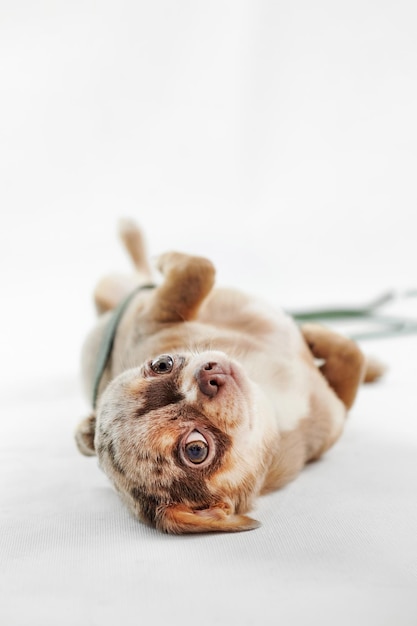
[75, 413, 96, 456]
[147, 252, 216, 323]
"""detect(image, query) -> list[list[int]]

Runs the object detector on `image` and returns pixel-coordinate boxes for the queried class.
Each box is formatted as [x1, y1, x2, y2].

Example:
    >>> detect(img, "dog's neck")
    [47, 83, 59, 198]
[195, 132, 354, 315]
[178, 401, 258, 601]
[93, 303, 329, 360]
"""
[91, 284, 156, 409]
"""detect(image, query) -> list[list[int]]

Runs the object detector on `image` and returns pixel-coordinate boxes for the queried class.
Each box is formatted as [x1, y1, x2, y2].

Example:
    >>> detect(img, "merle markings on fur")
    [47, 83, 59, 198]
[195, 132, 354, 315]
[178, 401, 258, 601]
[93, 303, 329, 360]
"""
[75, 219, 384, 534]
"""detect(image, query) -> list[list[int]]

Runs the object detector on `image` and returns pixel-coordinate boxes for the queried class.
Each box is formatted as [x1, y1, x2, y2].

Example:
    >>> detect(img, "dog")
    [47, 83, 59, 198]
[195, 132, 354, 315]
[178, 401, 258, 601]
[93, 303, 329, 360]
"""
[75, 220, 383, 534]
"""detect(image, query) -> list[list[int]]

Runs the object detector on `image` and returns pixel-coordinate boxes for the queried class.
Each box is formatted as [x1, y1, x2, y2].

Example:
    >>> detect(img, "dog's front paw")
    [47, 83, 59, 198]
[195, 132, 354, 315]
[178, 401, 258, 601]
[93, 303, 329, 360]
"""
[156, 251, 214, 279]
[150, 252, 216, 322]
[75, 414, 96, 456]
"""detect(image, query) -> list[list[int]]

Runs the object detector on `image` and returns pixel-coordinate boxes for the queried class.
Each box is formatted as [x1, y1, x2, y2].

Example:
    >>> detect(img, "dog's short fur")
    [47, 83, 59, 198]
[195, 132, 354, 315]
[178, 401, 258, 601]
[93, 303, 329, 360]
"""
[75, 220, 383, 533]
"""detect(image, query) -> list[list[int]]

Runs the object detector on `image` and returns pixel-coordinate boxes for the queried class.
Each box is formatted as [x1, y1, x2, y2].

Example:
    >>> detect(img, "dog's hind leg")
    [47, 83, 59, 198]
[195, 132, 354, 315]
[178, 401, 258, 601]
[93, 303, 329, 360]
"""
[301, 323, 366, 410]
[94, 220, 153, 314]
[118, 218, 153, 282]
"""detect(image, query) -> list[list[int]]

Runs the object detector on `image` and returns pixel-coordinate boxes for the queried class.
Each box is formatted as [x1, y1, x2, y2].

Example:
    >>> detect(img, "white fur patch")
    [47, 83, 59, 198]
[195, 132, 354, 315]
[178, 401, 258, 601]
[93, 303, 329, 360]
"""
[245, 343, 311, 432]
[273, 386, 310, 432]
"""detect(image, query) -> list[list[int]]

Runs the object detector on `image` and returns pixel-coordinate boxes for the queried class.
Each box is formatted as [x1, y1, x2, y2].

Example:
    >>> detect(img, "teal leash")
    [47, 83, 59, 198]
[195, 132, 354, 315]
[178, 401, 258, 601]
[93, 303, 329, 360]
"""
[92, 283, 156, 409]
[290, 289, 417, 341]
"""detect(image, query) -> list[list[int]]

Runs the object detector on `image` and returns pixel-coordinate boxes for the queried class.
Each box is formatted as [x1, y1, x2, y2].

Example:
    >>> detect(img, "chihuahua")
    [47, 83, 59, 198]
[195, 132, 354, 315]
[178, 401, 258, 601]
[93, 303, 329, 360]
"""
[75, 220, 382, 533]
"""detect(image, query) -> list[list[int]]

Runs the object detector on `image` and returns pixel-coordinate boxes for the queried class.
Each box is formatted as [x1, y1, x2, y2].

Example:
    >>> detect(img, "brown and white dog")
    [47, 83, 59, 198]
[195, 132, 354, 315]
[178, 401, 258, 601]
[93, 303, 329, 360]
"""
[75, 220, 382, 534]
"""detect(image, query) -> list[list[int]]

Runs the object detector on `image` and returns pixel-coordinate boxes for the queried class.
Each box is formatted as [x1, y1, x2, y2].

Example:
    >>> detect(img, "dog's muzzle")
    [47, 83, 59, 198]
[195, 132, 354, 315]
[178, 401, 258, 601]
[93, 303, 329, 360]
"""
[195, 362, 231, 397]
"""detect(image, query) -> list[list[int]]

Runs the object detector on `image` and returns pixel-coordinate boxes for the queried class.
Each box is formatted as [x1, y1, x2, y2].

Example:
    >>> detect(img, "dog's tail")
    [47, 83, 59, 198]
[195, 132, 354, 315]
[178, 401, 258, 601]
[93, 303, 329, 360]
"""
[363, 355, 386, 383]
[118, 218, 153, 283]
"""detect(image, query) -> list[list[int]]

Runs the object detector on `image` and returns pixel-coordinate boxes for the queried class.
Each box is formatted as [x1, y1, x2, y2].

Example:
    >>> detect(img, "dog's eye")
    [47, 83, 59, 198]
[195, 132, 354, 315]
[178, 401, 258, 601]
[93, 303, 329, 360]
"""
[185, 441, 209, 464]
[184, 431, 209, 464]
[150, 355, 174, 374]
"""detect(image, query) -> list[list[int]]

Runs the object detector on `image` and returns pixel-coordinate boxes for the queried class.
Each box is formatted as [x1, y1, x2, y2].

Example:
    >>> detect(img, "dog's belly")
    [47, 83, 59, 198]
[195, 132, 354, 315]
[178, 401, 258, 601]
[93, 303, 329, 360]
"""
[257, 353, 346, 493]
[199, 287, 333, 428]
[199, 289, 347, 487]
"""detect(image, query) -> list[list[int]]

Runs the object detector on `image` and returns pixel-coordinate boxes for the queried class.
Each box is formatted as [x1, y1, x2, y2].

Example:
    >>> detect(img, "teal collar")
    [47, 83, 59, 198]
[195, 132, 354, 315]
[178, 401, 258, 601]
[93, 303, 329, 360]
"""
[92, 284, 156, 409]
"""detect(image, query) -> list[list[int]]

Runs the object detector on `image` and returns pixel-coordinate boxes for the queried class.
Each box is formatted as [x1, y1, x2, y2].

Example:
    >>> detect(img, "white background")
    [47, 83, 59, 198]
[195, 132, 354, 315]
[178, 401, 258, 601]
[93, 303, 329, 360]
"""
[1, 0, 417, 388]
[1, 2, 417, 625]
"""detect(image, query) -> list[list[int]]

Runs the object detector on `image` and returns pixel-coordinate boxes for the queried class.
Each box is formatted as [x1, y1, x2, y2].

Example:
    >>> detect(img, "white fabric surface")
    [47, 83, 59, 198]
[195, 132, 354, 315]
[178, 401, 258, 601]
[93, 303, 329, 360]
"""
[1, 338, 417, 625]
[1, 2, 417, 624]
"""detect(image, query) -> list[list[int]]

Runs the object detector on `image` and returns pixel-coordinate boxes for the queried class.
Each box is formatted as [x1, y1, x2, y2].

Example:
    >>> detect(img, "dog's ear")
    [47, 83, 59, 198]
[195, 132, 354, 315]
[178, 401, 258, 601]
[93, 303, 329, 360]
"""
[75, 414, 96, 456]
[156, 502, 260, 534]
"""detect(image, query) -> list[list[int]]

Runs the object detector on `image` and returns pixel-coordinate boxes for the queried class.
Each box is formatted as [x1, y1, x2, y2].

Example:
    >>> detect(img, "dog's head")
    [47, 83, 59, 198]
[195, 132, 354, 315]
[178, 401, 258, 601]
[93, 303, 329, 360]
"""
[76, 350, 272, 533]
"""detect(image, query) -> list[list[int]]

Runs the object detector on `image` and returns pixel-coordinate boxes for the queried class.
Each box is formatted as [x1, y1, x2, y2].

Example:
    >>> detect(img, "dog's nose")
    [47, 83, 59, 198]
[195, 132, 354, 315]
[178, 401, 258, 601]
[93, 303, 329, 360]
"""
[195, 362, 229, 397]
